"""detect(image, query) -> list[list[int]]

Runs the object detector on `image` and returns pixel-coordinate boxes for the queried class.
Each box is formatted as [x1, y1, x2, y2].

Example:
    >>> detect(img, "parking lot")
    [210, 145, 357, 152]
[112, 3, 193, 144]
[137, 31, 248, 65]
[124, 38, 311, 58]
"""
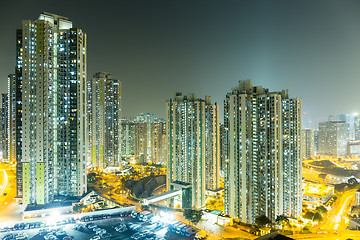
[0, 212, 196, 240]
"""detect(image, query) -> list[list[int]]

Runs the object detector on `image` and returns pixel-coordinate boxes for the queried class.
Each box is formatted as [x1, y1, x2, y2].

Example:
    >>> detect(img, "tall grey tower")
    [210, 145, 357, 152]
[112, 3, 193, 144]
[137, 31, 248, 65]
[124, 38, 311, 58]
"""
[224, 80, 302, 223]
[166, 93, 220, 209]
[13, 12, 87, 205]
[89, 72, 121, 168]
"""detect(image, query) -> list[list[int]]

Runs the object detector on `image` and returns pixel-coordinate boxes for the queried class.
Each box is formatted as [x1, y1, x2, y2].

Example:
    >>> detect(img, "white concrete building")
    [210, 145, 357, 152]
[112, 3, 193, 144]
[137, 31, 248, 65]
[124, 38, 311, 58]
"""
[166, 93, 220, 209]
[318, 121, 347, 156]
[89, 72, 121, 168]
[224, 80, 302, 223]
[13, 12, 87, 205]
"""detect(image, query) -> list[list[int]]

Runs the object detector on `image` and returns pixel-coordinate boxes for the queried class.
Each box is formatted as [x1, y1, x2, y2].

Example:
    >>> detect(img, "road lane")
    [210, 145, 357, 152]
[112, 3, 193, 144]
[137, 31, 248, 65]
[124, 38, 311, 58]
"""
[0, 170, 8, 197]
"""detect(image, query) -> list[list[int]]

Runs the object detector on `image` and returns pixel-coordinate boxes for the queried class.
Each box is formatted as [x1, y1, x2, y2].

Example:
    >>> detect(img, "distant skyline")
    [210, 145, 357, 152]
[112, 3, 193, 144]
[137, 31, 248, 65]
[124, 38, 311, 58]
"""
[1, 0, 360, 128]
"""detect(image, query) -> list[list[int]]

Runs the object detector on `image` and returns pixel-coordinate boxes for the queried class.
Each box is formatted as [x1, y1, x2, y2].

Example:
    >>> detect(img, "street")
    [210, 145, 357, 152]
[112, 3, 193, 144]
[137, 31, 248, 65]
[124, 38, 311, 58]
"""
[0, 163, 20, 222]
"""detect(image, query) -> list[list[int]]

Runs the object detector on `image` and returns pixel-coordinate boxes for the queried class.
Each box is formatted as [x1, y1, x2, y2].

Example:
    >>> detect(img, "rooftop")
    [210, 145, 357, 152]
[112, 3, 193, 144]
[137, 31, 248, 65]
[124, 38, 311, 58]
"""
[25, 200, 76, 212]
[303, 182, 333, 197]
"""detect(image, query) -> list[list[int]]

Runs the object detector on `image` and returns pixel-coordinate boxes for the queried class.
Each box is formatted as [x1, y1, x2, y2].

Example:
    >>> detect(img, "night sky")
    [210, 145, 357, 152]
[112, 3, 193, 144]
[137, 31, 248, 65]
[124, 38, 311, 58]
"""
[1, 0, 360, 128]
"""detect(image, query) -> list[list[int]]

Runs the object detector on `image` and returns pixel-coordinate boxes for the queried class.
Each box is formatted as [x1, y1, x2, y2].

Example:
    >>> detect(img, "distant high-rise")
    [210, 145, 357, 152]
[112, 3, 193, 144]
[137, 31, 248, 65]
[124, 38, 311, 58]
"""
[318, 121, 347, 156]
[12, 13, 87, 204]
[8, 74, 16, 166]
[150, 120, 166, 165]
[302, 129, 315, 159]
[120, 116, 166, 165]
[135, 122, 147, 164]
[136, 113, 160, 158]
[328, 113, 358, 141]
[0, 93, 9, 161]
[166, 93, 220, 209]
[314, 130, 319, 154]
[120, 118, 136, 157]
[224, 80, 302, 223]
[89, 72, 121, 168]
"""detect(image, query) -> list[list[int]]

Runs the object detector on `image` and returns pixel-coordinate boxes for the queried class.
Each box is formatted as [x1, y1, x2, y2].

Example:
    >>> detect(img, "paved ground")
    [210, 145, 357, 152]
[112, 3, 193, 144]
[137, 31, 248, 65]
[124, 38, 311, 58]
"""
[0, 216, 195, 240]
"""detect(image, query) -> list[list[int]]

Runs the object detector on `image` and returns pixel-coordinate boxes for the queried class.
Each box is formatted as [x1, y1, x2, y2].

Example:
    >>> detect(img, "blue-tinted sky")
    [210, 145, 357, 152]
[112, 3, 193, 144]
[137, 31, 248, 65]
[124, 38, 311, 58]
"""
[1, 0, 360, 127]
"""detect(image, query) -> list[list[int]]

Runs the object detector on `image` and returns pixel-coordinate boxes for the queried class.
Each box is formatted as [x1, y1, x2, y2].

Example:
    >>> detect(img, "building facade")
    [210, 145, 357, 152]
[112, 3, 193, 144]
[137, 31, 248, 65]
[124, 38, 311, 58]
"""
[318, 121, 347, 156]
[120, 118, 136, 157]
[224, 80, 302, 223]
[302, 129, 315, 159]
[150, 121, 167, 165]
[166, 93, 220, 209]
[89, 72, 121, 168]
[0, 93, 9, 162]
[12, 13, 87, 205]
[8, 74, 16, 166]
[134, 122, 148, 164]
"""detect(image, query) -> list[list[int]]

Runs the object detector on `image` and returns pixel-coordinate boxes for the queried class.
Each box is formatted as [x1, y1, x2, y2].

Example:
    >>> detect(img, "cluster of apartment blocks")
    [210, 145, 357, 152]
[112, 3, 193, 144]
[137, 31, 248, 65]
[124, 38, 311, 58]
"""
[302, 113, 360, 159]
[2, 12, 303, 225]
[166, 80, 302, 224]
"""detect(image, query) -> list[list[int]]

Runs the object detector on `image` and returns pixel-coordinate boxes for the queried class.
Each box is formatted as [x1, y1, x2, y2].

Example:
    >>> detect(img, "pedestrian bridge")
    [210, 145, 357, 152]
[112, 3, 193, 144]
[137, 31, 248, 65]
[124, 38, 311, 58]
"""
[142, 190, 181, 205]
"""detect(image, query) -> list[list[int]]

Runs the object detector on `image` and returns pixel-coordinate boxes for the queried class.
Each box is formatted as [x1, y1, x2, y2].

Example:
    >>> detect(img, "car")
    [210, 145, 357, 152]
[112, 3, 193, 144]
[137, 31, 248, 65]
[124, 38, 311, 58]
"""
[55, 230, 67, 236]
[114, 223, 126, 228]
[62, 236, 72, 240]
[39, 228, 50, 236]
[131, 232, 146, 240]
[133, 234, 146, 240]
[68, 218, 76, 224]
[2, 234, 14, 240]
[99, 232, 112, 239]
[115, 226, 127, 233]
[95, 229, 106, 235]
[131, 211, 138, 218]
[44, 234, 56, 240]
[87, 223, 97, 229]
[15, 233, 28, 240]
[18, 223, 25, 230]
[90, 236, 101, 240]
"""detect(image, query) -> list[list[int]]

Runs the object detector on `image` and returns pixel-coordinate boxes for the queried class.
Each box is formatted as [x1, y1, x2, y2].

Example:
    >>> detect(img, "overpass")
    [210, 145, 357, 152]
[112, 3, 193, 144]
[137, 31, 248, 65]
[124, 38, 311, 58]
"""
[142, 190, 181, 205]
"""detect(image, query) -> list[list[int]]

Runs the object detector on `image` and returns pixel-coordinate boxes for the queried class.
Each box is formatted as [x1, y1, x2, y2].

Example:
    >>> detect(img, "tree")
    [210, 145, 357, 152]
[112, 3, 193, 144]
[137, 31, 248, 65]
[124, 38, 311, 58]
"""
[255, 215, 271, 227]
[275, 215, 290, 229]
[315, 205, 328, 214]
[73, 203, 85, 213]
[313, 212, 323, 222]
[183, 209, 204, 226]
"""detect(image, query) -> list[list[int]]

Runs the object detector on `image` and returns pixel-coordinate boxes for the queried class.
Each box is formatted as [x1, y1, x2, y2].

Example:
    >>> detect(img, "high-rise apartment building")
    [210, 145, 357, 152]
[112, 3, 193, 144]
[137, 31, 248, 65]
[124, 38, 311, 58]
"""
[8, 74, 16, 166]
[302, 129, 315, 159]
[136, 113, 159, 158]
[318, 121, 347, 156]
[0, 93, 9, 161]
[135, 122, 148, 164]
[89, 72, 121, 168]
[120, 117, 167, 165]
[12, 13, 87, 205]
[120, 118, 136, 157]
[166, 93, 220, 209]
[219, 123, 228, 172]
[224, 80, 302, 223]
[150, 120, 166, 165]
[338, 114, 356, 141]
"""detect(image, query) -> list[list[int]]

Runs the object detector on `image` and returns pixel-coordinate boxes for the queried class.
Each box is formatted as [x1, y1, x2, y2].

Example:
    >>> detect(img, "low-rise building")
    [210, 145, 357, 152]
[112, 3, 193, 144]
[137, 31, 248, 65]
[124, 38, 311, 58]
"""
[349, 219, 360, 230]
[302, 182, 334, 208]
